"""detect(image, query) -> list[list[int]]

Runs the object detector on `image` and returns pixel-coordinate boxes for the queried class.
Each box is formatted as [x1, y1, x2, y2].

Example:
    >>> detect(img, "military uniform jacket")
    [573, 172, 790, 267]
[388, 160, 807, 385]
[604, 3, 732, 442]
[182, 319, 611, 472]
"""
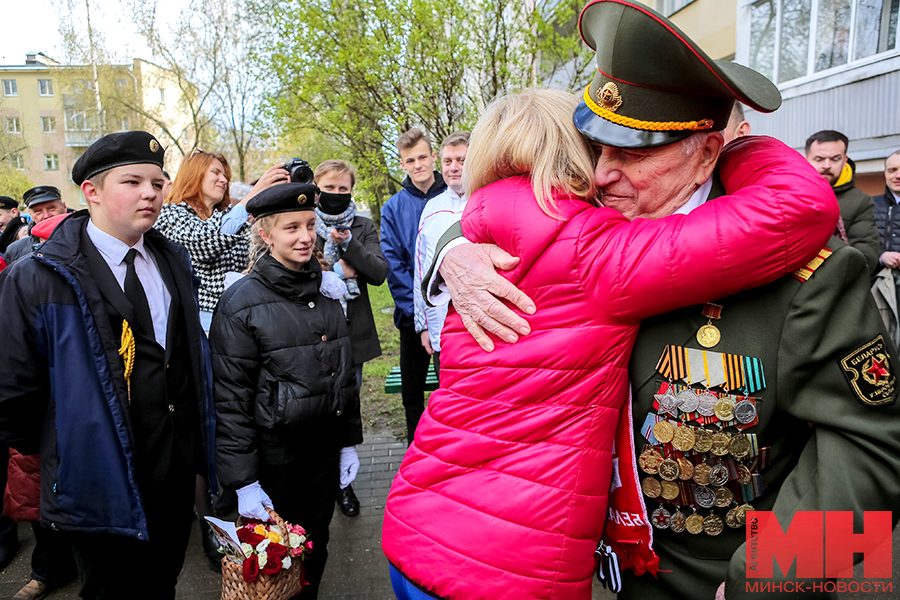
[627, 231, 900, 599]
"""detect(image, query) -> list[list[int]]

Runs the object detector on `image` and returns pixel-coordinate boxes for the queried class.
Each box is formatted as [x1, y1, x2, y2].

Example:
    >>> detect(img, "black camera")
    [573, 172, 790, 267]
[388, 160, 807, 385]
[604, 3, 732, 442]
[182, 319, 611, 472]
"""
[284, 158, 314, 184]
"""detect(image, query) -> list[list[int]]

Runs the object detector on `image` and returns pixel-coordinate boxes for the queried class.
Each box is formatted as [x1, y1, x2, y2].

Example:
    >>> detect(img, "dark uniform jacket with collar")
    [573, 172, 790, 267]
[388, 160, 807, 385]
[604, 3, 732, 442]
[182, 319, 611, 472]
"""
[873, 186, 900, 255]
[0, 210, 216, 540]
[833, 160, 880, 273]
[621, 181, 900, 600]
[316, 215, 388, 365]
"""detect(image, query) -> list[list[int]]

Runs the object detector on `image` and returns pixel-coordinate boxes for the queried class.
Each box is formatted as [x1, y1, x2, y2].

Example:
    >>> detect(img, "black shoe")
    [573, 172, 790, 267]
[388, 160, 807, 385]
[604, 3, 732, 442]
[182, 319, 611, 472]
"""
[199, 518, 223, 573]
[337, 485, 360, 517]
[0, 539, 18, 572]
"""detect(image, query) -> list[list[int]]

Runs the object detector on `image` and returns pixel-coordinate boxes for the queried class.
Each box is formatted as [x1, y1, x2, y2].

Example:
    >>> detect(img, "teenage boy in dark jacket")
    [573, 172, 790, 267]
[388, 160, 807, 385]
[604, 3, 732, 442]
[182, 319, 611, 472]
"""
[0, 131, 215, 600]
[380, 128, 446, 443]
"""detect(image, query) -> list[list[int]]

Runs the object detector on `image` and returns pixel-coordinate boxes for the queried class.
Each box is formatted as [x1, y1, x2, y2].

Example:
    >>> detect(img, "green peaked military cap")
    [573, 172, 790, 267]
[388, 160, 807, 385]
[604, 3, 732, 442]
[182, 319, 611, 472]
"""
[574, 0, 782, 148]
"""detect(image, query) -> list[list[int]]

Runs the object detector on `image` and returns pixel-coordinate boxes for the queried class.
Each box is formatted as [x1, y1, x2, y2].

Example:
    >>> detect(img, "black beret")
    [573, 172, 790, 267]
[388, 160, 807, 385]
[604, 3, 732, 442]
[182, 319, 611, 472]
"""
[72, 131, 165, 185]
[23, 186, 61, 208]
[247, 183, 319, 219]
[575, 0, 781, 148]
[0, 196, 17, 211]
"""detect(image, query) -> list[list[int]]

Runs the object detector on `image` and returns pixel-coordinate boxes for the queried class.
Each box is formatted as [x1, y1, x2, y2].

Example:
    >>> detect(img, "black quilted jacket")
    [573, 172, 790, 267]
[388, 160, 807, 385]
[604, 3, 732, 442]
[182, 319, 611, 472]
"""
[209, 252, 362, 490]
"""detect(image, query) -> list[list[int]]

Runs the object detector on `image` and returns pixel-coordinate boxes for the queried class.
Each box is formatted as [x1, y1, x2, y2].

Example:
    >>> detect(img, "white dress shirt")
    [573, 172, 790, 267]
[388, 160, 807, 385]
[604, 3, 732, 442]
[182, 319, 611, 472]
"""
[87, 220, 171, 349]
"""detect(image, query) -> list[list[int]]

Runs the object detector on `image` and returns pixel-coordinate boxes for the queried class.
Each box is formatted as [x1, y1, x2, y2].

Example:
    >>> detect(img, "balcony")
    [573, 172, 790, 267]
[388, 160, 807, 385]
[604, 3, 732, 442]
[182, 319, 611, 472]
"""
[65, 130, 102, 147]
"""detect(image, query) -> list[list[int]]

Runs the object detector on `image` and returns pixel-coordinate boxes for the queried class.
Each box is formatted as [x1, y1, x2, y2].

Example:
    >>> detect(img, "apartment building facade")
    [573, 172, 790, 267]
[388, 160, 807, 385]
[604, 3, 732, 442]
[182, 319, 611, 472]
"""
[0, 52, 193, 208]
[643, 0, 899, 195]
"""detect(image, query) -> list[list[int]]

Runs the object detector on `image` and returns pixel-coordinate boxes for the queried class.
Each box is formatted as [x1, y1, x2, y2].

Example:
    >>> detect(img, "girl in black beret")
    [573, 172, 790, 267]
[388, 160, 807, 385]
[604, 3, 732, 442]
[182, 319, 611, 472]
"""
[208, 183, 362, 599]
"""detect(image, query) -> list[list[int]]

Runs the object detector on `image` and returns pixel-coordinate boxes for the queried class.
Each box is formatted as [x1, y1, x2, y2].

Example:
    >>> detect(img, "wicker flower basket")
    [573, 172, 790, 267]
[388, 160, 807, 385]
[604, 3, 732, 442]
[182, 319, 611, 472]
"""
[221, 508, 306, 600]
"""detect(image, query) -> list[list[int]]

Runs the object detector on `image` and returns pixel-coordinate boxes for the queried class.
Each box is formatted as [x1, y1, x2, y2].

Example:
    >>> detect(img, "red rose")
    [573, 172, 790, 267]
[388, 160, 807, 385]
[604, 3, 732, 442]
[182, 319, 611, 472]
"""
[267, 542, 289, 562]
[261, 555, 282, 576]
[237, 529, 265, 546]
[242, 556, 260, 583]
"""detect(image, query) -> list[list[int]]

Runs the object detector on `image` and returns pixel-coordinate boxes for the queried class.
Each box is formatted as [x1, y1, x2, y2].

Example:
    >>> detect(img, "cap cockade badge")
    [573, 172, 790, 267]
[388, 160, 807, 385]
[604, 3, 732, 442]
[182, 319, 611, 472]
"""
[149, 139, 161, 153]
[597, 82, 623, 112]
[297, 194, 308, 205]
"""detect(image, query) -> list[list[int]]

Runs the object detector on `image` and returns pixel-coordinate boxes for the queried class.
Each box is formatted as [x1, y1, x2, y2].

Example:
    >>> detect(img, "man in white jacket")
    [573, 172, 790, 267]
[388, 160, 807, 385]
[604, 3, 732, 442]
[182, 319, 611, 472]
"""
[413, 131, 470, 376]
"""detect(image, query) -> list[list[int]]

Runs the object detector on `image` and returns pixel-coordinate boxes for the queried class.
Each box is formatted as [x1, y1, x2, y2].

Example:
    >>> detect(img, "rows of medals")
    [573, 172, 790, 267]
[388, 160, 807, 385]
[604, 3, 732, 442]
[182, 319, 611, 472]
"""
[639, 378, 767, 537]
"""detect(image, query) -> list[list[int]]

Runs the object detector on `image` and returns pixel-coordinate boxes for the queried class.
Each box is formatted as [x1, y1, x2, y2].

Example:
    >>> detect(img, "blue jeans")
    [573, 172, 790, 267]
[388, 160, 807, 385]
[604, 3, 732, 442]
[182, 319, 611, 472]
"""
[389, 564, 443, 600]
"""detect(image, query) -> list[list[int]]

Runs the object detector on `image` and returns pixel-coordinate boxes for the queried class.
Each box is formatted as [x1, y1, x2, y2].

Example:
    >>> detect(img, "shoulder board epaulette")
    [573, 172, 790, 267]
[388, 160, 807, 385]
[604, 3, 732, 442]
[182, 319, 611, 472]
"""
[792, 247, 833, 282]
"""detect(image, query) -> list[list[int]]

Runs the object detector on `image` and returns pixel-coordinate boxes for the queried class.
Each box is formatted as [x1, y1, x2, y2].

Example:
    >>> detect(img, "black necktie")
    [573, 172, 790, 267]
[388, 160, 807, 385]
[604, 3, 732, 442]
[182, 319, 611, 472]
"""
[124, 248, 154, 336]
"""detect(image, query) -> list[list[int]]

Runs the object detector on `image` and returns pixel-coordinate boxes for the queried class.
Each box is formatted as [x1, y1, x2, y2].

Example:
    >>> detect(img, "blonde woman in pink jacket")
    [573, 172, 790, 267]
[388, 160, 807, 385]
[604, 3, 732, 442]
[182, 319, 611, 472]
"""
[382, 88, 837, 600]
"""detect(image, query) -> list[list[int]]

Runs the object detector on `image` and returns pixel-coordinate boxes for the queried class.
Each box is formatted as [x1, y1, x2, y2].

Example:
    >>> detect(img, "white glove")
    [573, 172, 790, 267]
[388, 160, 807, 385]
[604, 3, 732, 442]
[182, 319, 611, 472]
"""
[339, 446, 360, 489]
[236, 481, 274, 521]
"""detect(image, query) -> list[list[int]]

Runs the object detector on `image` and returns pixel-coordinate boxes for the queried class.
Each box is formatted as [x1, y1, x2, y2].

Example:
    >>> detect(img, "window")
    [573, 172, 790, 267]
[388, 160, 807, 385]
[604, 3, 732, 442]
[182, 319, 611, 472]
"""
[65, 109, 98, 131]
[158, 87, 166, 105]
[41, 116, 56, 133]
[750, 0, 900, 84]
[38, 79, 53, 96]
[44, 154, 59, 171]
[660, 0, 696, 16]
[120, 116, 129, 131]
[1, 79, 16, 96]
[6, 117, 21, 134]
[10, 154, 24, 170]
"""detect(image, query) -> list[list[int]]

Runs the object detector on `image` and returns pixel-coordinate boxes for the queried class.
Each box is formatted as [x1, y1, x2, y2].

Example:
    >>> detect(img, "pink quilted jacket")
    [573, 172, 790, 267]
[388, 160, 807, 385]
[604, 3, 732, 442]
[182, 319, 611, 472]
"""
[382, 137, 837, 599]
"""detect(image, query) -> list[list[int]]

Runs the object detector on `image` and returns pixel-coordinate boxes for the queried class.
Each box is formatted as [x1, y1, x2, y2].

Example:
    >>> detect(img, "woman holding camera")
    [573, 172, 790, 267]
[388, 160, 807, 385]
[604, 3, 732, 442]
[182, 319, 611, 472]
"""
[155, 150, 287, 328]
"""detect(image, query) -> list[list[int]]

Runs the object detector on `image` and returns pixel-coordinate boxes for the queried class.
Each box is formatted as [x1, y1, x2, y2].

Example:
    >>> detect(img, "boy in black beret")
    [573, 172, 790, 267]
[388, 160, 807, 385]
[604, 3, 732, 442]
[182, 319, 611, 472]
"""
[0, 131, 215, 600]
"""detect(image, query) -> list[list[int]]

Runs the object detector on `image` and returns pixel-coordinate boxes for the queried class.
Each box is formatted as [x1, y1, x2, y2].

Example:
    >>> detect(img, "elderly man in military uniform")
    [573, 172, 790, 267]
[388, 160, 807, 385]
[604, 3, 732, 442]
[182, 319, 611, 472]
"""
[422, 1, 900, 598]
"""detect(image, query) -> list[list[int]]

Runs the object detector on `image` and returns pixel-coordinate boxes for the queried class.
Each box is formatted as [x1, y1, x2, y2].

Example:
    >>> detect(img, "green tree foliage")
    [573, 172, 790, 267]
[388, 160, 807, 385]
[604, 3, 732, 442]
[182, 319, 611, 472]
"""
[252, 0, 591, 224]
[0, 167, 35, 204]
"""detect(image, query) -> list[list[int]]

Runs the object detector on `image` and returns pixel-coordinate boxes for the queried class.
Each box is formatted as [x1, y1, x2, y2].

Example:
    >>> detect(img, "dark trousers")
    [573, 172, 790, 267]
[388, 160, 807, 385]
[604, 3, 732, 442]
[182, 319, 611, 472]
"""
[258, 432, 340, 600]
[0, 443, 17, 568]
[398, 325, 432, 443]
[68, 456, 195, 600]
[30, 522, 77, 587]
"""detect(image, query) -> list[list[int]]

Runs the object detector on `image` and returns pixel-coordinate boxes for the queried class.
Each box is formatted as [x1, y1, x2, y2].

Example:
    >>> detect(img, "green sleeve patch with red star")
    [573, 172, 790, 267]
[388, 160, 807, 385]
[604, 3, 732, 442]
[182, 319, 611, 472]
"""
[839, 335, 897, 407]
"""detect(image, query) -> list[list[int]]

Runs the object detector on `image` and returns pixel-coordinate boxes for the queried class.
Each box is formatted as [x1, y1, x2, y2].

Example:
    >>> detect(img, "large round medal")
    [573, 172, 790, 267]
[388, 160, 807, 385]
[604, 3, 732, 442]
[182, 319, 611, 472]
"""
[653, 420, 675, 444]
[641, 477, 662, 498]
[703, 514, 724, 536]
[693, 429, 713, 453]
[714, 487, 734, 508]
[686, 514, 705, 535]
[658, 458, 680, 481]
[692, 463, 712, 486]
[639, 447, 663, 474]
[678, 389, 700, 414]
[660, 480, 680, 501]
[708, 464, 729, 487]
[734, 399, 758, 424]
[696, 392, 718, 417]
[710, 433, 731, 456]
[729, 434, 751, 460]
[669, 510, 687, 533]
[651, 507, 672, 529]
[672, 426, 696, 452]
[694, 485, 715, 508]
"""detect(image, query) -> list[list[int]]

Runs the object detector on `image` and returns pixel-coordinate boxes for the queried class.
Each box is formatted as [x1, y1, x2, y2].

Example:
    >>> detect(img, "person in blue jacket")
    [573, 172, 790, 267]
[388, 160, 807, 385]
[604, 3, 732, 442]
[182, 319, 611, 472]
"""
[0, 131, 215, 600]
[380, 128, 447, 443]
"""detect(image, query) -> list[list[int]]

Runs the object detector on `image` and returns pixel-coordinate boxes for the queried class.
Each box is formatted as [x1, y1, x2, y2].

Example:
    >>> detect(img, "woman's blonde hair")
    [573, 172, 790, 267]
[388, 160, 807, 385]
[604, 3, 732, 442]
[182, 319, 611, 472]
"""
[464, 88, 598, 216]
